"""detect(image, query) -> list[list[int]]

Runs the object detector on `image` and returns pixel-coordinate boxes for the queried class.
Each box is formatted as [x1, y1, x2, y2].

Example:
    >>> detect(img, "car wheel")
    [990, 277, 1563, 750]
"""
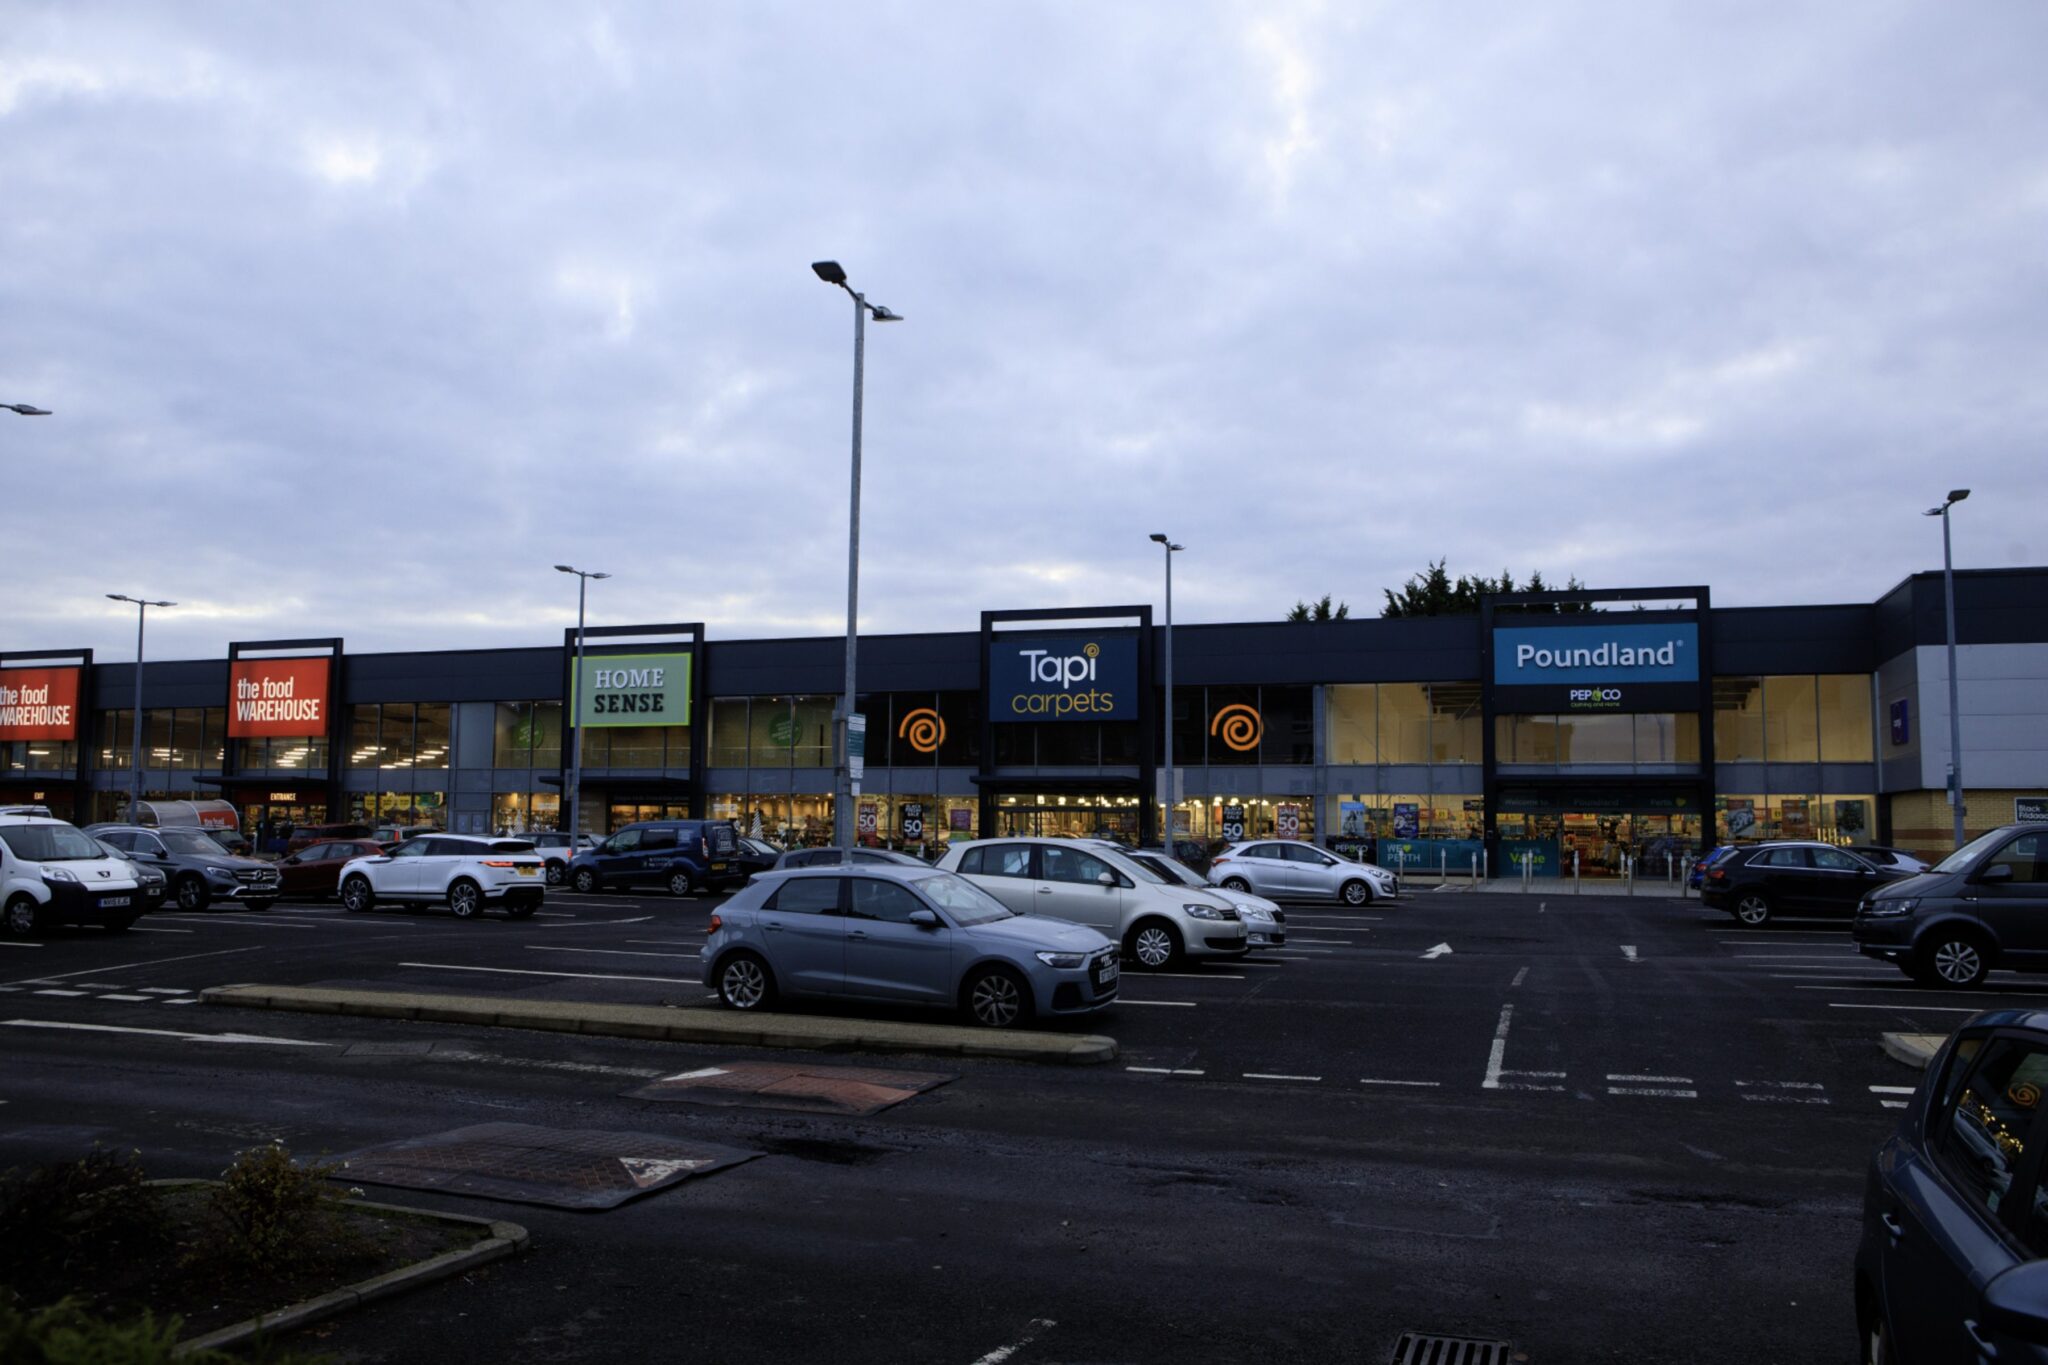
[1221, 877, 1252, 893]
[963, 966, 1031, 1028]
[571, 868, 598, 895]
[1733, 893, 1772, 928]
[176, 876, 210, 912]
[1126, 919, 1183, 971]
[447, 879, 483, 919]
[3, 895, 42, 938]
[1341, 878, 1373, 906]
[341, 875, 376, 913]
[668, 869, 694, 898]
[718, 952, 775, 1011]
[545, 860, 565, 887]
[1921, 933, 1991, 989]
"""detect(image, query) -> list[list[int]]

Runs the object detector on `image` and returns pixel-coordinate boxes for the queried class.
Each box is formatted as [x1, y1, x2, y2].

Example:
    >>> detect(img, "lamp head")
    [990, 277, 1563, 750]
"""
[868, 304, 903, 322]
[4, 404, 51, 416]
[107, 593, 128, 603]
[591, 572, 611, 580]
[811, 260, 848, 286]
[1150, 533, 1169, 544]
[554, 564, 575, 574]
[1924, 508, 1943, 517]
[1948, 489, 1971, 504]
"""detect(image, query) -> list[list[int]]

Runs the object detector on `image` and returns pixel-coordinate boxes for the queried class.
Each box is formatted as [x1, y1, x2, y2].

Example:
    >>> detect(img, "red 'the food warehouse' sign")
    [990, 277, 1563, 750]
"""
[0, 667, 82, 741]
[227, 658, 330, 738]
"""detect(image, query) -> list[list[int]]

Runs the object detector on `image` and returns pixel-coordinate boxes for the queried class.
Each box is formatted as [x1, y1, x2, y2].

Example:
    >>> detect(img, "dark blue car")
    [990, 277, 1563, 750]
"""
[565, 819, 740, 897]
[1857, 1008, 2048, 1362]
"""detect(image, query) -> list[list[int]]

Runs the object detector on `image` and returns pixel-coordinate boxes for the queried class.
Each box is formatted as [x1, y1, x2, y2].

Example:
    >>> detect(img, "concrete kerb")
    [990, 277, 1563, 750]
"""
[150, 1179, 526, 1357]
[200, 984, 1120, 1065]
[1882, 1031, 1947, 1071]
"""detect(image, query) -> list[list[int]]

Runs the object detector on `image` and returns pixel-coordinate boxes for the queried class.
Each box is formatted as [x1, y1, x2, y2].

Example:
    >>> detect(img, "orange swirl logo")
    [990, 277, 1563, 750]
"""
[2012, 1081, 2043, 1110]
[1210, 704, 1262, 752]
[898, 707, 946, 754]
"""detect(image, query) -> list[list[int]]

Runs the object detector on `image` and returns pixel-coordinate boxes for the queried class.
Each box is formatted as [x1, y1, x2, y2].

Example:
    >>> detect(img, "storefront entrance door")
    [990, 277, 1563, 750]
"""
[995, 799, 1141, 844]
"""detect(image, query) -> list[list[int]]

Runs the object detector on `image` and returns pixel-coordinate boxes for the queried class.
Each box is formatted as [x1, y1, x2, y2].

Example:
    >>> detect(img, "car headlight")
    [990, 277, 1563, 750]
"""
[42, 866, 76, 883]
[1183, 903, 1233, 921]
[1863, 897, 1917, 918]
[1236, 904, 1272, 921]
[1035, 951, 1087, 969]
[207, 866, 237, 881]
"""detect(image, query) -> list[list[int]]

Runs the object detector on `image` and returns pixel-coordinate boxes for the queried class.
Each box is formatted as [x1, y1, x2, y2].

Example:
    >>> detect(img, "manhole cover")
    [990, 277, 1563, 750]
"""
[334, 1123, 760, 1210]
[1391, 1333, 1517, 1364]
[624, 1062, 955, 1117]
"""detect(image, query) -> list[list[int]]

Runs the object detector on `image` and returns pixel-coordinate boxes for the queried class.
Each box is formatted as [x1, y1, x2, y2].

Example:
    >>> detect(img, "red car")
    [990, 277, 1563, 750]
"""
[275, 839, 387, 899]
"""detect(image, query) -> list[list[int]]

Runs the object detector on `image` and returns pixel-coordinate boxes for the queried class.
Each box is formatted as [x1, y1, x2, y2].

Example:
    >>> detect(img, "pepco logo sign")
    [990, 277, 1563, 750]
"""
[228, 658, 330, 738]
[1210, 703, 1262, 752]
[898, 707, 946, 754]
[0, 666, 81, 741]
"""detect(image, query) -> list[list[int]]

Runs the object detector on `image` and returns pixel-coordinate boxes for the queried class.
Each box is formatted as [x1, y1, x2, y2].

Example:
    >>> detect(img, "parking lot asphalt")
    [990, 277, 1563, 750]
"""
[4, 883, 2033, 1362]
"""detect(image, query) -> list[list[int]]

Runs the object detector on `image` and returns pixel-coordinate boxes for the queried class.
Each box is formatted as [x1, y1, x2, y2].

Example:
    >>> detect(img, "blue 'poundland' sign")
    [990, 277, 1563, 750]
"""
[1492, 622, 1699, 685]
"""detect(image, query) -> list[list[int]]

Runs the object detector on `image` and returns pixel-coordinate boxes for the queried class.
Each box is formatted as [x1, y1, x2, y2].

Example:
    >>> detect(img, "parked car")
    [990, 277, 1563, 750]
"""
[339, 834, 546, 919]
[1087, 841, 1287, 948]
[93, 836, 168, 913]
[935, 836, 1247, 969]
[1689, 845, 1736, 889]
[1855, 1007, 2048, 1361]
[1206, 840, 1399, 906]
[528, 831, 599, 886]
[370, 825, 441, 848]
[1700, 841, 1909, 927]
[1848, 845, 1933, 875]
[1, 813, 146, 936]
[701, 864, 1119, 1028]
[1853, 823, 2048, 988]
[773, 847, 927, 871]
[86, 823, 281, 912]
[274, 839, 388, 899]
[207, 828, 256, 857]
[732, 836, 782, 880]
[565, 819, 741, 896]
[285, 823, 373, 855]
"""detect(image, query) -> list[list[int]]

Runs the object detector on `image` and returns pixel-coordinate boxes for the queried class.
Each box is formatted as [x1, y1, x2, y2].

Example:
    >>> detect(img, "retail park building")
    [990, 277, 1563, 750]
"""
[3, 569, 2043, 875]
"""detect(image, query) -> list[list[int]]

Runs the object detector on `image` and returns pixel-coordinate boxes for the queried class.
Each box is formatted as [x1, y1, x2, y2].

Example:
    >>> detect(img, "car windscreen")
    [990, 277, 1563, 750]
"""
[1128, 853, 1200, 887]
[0, 823, 105, 861]
[1934, 828, 2011, 875]
[913, 871, 1014, 926]
[160, 829, 227, 855]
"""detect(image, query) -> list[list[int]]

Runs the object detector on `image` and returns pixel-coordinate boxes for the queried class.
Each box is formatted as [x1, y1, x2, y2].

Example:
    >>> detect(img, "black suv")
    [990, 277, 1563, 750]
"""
[565, 819, 741, 896]
[1699, 840, 1908, 926]
[1854, 823, 2048, 988]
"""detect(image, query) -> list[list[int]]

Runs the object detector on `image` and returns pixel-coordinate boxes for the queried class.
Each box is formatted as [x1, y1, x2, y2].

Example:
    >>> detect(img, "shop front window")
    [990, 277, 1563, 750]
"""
[1818, 676, 1875, 762]
[1496, 714, 1557, 765]
[1428, 684, 1482, 764]
[1326, 685, 1377, 765]
[415, 704, 451, 769]
[711, 699, 750, 767]
[1714, 678, 1765, 762]
[380, 703, 416, 770]
[1821, 793, 1875, 843]
[1765, 676, 1820, 764]
[1378, 684, 1430, 765]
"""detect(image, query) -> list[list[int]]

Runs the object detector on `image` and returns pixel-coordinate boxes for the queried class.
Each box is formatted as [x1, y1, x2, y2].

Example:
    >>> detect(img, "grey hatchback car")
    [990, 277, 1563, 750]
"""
[701, 865, 1119, 1028]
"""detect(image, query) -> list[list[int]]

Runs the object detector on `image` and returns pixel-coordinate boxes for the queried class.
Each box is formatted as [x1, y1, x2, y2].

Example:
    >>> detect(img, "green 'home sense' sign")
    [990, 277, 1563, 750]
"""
[573, 652, 692, 728]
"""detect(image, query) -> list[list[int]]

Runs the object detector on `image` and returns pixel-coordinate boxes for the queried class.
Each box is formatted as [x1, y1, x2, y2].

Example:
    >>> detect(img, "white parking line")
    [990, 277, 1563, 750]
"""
[97, 994, 151, 1002]
[0, 942, 40, 949]
[1828, 1002, 1981, 1013]
[1243, 1072, 1321, 1082]
[1608, 1073, 1691, 1083]
[1510, 967, 1530, 989]
[1621, 945, 1638, 962]
[530, 916, 653, 928]
[1260, 949, 1335, 957]
[140, 987, 190, 994]
[1608, 1086, 1698, 1098]
[1125, 1067, 1204, 1075]
[527, 946, 696, 960]
[398, 962, 697, 985]
[1881, 1100, 1909, 1109]
[1289, 939, 1352, 946]
[1731, 953, 1862, 959]
[130, 926, 193, 933]
[628, 939, 708, 948]
[1483, 1003, 1563, 1090]
[150, 915, 316, 931]
[1141, 972, 1245, 980]
[1870, 1085, 1918, 1095]
[3, 1018, 329, 1047]
[1360, 1078, 1441, 1087]
[1117, 999, 1197, 1007]
[1277, 926, 1373, 935]
[1286, 916, 1384, 925]
[1801, 984, 2048, 997]
[33, 989, 86, 997]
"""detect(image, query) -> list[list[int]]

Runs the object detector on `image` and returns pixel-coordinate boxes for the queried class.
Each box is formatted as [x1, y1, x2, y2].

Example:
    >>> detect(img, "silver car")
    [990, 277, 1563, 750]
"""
[701, 865, 1118, 1028]
[1085, 841, 1287, 948]
[1207, 841, 1397, 906]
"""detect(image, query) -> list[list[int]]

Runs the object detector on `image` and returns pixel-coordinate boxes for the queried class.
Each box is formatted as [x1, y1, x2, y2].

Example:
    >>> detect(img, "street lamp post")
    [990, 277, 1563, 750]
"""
[811, 260, 902, 851]
[1925, 489, 1971, 848]
[106, 594, 175, 823]
[1149, 533, 1183, 850]
[4, 403, 52, 416]
[556, 565, 610, 841]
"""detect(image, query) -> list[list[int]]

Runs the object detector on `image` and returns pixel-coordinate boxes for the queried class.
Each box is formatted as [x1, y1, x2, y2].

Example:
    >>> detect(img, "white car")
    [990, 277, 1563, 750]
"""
[1, 811, 146, 937]
[339, 834, 546, 919]
[1207, 841, 1398, 906]
[1105, 844, 1288, 948]
[934, 836, 1247, 969]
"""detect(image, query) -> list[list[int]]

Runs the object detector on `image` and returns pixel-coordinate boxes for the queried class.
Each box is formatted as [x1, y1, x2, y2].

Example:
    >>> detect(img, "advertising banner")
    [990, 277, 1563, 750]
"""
[1491, 621, 1700, 714]
[950, 807, 972, 832]
[0, 666, 81, 741]
[1833, 800, 1869, 837]
[1221, 803, 1246, 841]
[1889, 699, 1910, 746]
[1339, 800, 1367, 837]
[989, 632, 1137, 723]
[2017, 797, 2048, 823]
[1393, 802, 1420, 838]
[1276, 804, 1300, 840]
[1725, 799, 1756, 837]
[228, 658, 330, 739]
[901, 803, 926, 842]
[858, 805, 878, 837]
[573, 652, 692, 728]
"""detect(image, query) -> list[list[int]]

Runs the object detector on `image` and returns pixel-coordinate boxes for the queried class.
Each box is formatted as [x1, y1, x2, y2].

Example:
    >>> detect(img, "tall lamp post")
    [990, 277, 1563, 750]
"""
[106, 594, 174, 823]
[1925, 489, 1970, 848]
[811, 260, 902, 850]
[1149, 533, 1183, 850]
[556, 565, 610, 841]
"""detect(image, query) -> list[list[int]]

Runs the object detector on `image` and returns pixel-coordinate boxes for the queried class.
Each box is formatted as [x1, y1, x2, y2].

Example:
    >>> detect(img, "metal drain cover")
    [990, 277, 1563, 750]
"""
[334, 1122, 760, 1210]
[1391, 1333, 1518, 1365]
[624, 1061, 955, 1117]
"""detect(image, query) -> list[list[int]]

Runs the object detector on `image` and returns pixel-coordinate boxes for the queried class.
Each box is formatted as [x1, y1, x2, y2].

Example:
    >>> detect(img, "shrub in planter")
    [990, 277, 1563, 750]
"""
[0, 1148, 171, 1308]
[201, 1142, 367, 1274]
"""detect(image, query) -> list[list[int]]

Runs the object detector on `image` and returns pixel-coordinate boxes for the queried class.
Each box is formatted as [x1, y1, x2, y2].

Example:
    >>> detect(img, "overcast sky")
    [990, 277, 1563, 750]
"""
[5, 2, 2045, 664]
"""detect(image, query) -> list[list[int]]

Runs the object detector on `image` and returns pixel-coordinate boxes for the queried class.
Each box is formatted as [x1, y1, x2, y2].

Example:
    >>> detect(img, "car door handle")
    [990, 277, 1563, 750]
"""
[763, 920, 784, 933]
[1879, 1212, 1904, 1241]
[1964, 1318, 1998, 1357]
[1036, 886, 1053, 894]
[848, 930, 868, 940]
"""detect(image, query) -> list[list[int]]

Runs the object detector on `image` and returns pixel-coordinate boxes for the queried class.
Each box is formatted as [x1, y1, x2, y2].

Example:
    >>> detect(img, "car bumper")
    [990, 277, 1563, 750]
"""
[44, 879, 147, 924]
[1037, 953, 1121, 1015]
[1699, 887, 1732, 909]
[1245, 926, 1286, 947]
[1187, 928, 1250, 958]
[1852, 915, 1917, 961]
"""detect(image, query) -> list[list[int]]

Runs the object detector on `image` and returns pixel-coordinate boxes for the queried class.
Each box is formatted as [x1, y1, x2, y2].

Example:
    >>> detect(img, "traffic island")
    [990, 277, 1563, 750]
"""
[1882, 1031, 1946, 1070]
[200, 983, 1120, 1065]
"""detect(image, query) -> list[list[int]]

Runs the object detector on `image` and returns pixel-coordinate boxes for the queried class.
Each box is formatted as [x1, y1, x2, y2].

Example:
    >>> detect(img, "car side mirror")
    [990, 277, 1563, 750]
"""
[1980, 863, 2015, 884]
[1097, 871, 1117, 887]
[1982, 1261, 2048, 1346]
[908, 909, 941, 929]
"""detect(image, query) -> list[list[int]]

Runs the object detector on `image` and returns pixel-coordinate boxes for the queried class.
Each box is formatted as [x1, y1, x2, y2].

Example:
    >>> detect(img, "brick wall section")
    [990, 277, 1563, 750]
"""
[1889, 788, 2048, 860]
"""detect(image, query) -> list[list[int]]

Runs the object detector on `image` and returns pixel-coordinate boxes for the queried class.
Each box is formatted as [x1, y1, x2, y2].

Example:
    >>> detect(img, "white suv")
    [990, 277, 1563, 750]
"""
[338, 834, 546, 919]
[934, 836, 1247, 969]
[1, 812, 146, 937]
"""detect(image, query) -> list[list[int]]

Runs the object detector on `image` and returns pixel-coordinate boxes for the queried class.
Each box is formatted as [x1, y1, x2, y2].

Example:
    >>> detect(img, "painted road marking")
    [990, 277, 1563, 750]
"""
[1482, 1002, 1564, 1091]
[150, 915, 315, 931]
[1609, 1086, 1698, 1098]
[1870, 1085, 1918, 1095]
[1421, 943, 1453, 960]
[1510, 966, 1530, 989]
[531, 916, 654, 928]
[1285, 916, 1384, 925]
[1261, 949, 1336, 957]
[1621, 945, 1638, 962]
[1881, 1100, 1909, 1109]
[1608, 1074, 1690, 1083]
[628, 939, 708, 948]
[1291, 938, 1353, 946]
[97, 994, 152, 1002]
[33, 989, 86, 997]
[527, 946, 697, 959]
[398, 962, 698, 985]
[1125, 1067, 1205, 1076]
[140, 987, 190, 994]
[130, 926, 193, 933]
[3, 1019, 329, 1047]
[1361, 1078, 1442, 1087]
[1140, 972, 1246, 980]
[1828, 1002, 1982, 1013]
[967, 1316, 1057, 1365]
[1737, 1081, 1830, 1104]
[1243, 1072, 1322, 1082]
[1116, 999, 1197, 1008]
[0, 942, 40, 949]
[1276, 925, 1373, 934]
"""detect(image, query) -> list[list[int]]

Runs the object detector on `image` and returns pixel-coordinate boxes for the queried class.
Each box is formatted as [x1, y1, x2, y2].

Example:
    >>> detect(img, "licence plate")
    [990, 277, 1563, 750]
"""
[710, 863, 728, 871]
[99, 896, 131, 909]
[517, 866, 537, 876]
[1095, 958, 1119, 985]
